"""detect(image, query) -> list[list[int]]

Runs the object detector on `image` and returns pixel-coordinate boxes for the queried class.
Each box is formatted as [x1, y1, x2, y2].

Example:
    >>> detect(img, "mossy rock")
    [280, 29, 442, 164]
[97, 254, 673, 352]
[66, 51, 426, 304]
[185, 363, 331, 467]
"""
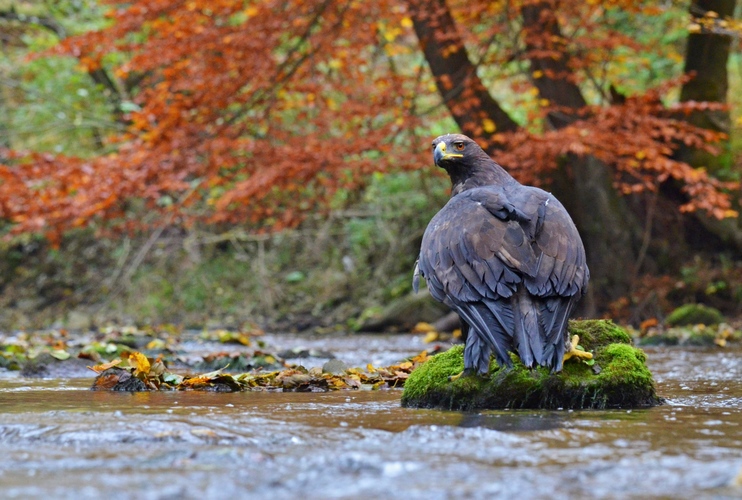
[401, 319, 662, 410]
[665, 303, 724, 327]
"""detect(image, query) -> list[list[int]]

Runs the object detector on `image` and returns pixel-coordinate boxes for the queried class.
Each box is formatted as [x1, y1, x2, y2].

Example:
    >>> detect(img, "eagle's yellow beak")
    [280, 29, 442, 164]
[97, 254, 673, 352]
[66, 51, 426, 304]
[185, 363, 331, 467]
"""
[434, 141, 463, 164]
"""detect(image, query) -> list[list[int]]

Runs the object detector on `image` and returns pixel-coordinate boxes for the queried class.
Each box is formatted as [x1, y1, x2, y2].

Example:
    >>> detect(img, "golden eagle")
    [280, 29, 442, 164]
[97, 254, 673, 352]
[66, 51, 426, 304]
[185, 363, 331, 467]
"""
[413, 134, 589, 374]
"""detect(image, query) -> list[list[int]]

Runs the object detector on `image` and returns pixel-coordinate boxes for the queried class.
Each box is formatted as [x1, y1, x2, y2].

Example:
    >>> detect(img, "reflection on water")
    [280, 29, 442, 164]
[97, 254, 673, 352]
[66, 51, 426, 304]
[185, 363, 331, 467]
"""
[0, 343, 740, 499]
[458, 411, 568, 432]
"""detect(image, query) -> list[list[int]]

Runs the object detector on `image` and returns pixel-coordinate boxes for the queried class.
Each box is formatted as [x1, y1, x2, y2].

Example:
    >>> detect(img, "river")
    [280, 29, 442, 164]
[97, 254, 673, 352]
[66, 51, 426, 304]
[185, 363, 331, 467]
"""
[0, 334, 740, 499]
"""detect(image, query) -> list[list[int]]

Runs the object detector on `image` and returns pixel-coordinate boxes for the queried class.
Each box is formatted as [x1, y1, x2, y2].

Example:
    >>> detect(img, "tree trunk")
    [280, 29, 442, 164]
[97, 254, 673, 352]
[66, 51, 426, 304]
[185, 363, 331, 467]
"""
[520, 1, 641, 312]
[0, 84, 9, 150]
[554, 156, 641, 313]
[676, 0, 742, 252]
[407, 0, 519, 154]
[520, 2, 586, 125]
[676, 0, 736, 172]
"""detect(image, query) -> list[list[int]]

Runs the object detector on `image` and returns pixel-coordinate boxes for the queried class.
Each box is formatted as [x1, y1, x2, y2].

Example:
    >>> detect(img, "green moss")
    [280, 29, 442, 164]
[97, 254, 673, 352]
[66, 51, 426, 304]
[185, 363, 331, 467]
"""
[665, 303, 724, 327]
[401, 319, 662, 410]
[567, 319, 632, 346]
[401, 345, 485, 404]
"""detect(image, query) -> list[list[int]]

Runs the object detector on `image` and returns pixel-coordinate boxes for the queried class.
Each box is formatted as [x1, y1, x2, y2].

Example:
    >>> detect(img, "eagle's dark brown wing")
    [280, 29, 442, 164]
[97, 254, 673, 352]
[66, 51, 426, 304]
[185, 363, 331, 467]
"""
[415, 184, 588, 372]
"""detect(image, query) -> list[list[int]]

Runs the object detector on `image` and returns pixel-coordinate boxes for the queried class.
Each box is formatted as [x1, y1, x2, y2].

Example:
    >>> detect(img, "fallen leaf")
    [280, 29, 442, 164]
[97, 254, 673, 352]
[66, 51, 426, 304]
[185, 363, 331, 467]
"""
[50, 350, 71, 360]
[88, 358, 123, 373]
[412, 322, 436, 334]
[129, 352, 151, 375]
[91, 372, 123, 390]
[191, 429, 219, 438]
[411, 350, 429, 364]
[422, 332, 439, 343]
[146, 339, 166, 349]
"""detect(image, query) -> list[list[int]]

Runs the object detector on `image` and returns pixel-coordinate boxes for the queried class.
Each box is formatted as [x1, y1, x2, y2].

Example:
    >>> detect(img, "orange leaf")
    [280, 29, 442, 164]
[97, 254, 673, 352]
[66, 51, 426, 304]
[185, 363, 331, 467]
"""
[87, 358, 123, 373]
[411, 350, 429, 364]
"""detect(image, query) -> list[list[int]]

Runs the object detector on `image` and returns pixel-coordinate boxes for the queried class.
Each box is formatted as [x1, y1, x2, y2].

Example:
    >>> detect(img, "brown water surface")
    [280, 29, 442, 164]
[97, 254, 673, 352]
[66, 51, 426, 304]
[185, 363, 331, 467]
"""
[0, 339, 741, 499]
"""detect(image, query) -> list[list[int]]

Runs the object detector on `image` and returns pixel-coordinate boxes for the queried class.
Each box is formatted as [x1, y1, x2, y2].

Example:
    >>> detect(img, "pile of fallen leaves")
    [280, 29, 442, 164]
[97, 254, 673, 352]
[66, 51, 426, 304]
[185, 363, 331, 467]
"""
[0, 324, 275, 375]
[0, 325, 445, 389]
[635, 322, 742, 347]
[89, 350, 433, 392]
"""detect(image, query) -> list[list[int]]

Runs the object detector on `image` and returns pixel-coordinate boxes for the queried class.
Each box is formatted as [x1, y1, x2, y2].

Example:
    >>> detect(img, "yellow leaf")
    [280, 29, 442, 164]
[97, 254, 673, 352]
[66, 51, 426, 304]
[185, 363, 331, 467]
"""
[539, 98, 550, 107]
[146, 339, 166, 349]
[532, 70, 544, 79]
[482, 118, 496, 133]
[635, 150, 647, 160]
[400, 17, 413, 29]
[422, 331, 439, 343]
[412, 322, 436, 333]
[129, 352, 150, 375]
[244, 6, 259, 18]
[180, 375, 211, 388]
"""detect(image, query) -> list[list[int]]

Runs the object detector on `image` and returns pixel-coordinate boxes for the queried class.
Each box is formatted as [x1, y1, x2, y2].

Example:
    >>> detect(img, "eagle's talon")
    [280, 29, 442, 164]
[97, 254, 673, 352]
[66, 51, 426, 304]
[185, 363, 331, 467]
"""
[448, 368, 477, 381]
[563, 334, 593, 362]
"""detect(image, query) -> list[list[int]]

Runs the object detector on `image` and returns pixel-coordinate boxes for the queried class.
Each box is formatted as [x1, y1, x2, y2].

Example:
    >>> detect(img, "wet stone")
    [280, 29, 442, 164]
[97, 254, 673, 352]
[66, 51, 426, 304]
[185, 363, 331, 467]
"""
[278, 347, 336, 359]
[91, 367, 148, 392]
[21, 353, 93, 378]
[322, 359, 348, 374]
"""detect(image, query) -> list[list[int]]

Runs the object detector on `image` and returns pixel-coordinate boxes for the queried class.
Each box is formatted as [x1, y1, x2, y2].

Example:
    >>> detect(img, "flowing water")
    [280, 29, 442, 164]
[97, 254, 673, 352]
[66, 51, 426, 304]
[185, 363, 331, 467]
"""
[0, 335, 741, 499]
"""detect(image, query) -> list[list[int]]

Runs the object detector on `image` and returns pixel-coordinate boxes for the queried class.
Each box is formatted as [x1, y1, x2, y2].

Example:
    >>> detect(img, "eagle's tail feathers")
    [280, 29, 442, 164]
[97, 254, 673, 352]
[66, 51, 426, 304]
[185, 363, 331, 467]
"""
[538, 297, 575, 372]
[455, 300, 513, 371]
[513, 289, 544, 368]
[463, 334, 492, 375]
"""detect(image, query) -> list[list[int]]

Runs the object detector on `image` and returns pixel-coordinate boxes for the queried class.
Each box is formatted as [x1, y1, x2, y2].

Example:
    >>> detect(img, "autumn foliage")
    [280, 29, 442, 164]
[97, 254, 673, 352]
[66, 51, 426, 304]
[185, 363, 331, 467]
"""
[0, 0, 737, 244]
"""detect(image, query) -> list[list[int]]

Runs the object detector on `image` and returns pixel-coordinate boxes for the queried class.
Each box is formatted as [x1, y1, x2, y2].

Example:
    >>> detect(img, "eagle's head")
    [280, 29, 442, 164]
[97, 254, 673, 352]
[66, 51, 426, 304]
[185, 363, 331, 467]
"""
[431, 133, 511, 193]
[431, 134, 481, 168]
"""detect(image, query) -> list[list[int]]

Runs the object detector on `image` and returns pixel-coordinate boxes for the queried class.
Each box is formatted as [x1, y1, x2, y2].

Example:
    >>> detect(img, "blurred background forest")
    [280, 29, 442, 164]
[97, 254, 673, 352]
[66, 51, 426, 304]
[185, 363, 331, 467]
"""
[0, 0, 740, 332]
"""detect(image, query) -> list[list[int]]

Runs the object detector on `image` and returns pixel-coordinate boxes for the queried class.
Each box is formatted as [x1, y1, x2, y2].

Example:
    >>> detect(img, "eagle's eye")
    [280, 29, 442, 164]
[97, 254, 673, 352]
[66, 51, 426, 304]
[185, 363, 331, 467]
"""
[454, 142, 465, 151]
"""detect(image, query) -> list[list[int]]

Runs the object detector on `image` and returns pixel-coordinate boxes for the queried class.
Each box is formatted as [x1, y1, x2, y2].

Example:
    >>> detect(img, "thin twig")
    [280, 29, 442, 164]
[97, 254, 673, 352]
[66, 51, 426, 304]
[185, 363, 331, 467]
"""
[631, 188, 659, 285]
[102, 180, 204, 303]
